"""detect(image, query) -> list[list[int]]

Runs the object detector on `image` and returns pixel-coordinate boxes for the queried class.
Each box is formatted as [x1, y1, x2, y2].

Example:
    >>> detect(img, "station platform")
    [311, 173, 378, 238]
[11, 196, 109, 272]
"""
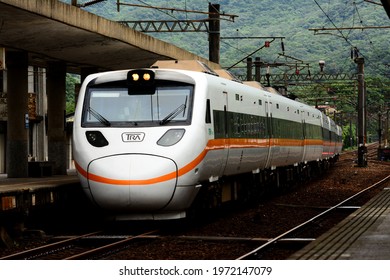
[0, 170, 80, 215]
[289, 183, 390, 260]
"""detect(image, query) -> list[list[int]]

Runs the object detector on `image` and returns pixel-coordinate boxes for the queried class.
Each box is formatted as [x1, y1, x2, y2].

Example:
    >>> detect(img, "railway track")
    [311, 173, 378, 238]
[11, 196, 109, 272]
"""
[0, 229, 159, 260]
[236, 174, 390, 260]
[1, 144, 388, 260]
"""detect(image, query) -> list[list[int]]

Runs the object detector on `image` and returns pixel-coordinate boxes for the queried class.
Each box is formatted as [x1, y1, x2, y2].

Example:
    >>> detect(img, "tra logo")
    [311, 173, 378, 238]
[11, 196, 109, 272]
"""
[121, 132, 145, 142]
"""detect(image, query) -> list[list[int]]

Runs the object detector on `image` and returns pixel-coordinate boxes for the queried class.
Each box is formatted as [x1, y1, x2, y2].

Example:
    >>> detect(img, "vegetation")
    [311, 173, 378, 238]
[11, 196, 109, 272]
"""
[62, 0, 389, 146]
[65, 73, 79, 114]
[63, 0, 389, 74]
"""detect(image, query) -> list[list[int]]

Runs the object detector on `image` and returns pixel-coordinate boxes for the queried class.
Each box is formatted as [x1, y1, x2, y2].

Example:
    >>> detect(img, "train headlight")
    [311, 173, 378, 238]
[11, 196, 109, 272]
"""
[127, 70, 155, 95]
[157, 129, 185, 147]
[85, 131, 109, 147]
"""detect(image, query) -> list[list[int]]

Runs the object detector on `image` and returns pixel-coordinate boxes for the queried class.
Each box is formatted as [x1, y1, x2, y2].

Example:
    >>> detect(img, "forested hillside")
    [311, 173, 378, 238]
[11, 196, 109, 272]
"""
[62, 0, 389, 77]
[62, 0, 389, 143]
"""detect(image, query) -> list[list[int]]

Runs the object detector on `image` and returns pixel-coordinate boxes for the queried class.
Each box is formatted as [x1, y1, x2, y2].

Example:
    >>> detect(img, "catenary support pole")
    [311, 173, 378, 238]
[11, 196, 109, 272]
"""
[355, 57, 367, 167]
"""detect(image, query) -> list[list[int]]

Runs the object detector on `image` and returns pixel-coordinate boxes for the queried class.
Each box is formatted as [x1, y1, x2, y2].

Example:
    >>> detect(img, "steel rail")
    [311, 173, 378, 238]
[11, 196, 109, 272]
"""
[236, 174, 390, 260]
[0, 231, 102, 260]
[64, 229, 159, 260]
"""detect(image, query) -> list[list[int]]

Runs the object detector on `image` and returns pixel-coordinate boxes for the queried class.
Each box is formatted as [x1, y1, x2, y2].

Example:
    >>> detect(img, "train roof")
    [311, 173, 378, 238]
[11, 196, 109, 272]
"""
[151, 60, 296, 97]
[151, 60, 219, 76]
[151, 60, 243, 83]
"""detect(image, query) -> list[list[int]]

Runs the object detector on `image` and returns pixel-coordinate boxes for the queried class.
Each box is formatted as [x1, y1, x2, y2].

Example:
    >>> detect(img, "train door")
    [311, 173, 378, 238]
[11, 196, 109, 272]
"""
[212, 89, 230, 178]
[321, 114, 330, 159]
[264, 95, 273, 169]
[222, 89, 248, 176]
[301, 108, 308, 163]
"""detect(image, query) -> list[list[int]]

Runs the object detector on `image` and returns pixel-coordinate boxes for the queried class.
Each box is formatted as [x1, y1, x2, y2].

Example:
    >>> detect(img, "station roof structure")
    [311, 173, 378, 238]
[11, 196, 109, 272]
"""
[0, 0, 219, 73]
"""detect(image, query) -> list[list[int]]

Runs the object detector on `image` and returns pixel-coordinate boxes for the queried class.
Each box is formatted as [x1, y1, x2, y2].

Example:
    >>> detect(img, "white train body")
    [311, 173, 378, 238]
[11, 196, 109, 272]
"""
[73, 61, 342, 220]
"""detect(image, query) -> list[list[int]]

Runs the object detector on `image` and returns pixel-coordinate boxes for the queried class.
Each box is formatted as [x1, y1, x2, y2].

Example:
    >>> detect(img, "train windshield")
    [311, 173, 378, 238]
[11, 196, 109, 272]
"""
[82, 81, 193, 127]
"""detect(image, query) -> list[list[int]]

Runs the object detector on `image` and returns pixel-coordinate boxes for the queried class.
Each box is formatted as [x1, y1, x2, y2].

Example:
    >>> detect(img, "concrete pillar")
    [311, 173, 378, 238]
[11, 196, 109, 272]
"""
[35, 67, 48, 162]
[6, 51, 29, 178]
[47, 62, 67, 175]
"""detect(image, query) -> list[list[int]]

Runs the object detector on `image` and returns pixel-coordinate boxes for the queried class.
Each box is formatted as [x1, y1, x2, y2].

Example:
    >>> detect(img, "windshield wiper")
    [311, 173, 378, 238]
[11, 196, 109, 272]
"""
[88, 107, 111, 127]
[160, 97, 188, 125]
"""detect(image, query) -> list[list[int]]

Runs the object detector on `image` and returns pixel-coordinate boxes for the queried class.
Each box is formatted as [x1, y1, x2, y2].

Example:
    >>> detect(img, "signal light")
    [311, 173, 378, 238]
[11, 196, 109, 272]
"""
[128, 70, 155, 83]
[265, 41, 270, 48]
[127, 70, 156, 95]
[143, 73, 151, 81]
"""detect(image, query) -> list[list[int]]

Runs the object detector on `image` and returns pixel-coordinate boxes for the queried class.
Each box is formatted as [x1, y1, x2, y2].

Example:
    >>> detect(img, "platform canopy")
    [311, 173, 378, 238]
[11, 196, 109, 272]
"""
[0, 0, 219, 73]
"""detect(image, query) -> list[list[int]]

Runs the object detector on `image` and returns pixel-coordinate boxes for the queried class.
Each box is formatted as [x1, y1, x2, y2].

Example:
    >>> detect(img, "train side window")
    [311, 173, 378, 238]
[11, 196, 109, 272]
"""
[258, 99, 262, 105]
[276, 104, 279, 109]
[205, 99, 211, 124]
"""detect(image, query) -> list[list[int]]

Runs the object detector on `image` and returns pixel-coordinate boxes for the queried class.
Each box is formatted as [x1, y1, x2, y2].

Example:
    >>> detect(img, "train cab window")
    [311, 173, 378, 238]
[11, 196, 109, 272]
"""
[82, 80, 194, 127]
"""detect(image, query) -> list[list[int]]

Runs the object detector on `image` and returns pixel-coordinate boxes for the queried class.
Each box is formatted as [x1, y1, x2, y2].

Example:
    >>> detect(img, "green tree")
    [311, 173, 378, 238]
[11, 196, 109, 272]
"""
[66, 73, 80, 114]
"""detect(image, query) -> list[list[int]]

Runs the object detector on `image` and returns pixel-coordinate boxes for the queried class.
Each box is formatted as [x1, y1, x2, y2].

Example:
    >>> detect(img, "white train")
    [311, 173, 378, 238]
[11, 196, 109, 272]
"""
[73, 60, 342, 220]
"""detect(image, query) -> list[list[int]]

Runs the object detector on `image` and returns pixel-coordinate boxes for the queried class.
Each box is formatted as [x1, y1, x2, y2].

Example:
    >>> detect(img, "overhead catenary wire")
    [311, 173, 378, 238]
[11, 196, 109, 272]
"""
[312, 0, 388, 71]
[313, 0, 360, 49]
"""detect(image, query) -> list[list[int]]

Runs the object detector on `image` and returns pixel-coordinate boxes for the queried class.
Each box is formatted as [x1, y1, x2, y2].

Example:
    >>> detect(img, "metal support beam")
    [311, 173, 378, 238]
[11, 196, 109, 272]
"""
[118, 20, 209, 32]
[116, 1, 237, 21]
[355, 57, 367, 167]
[246, 58, 252, 81]
[255, 57, 261, 82]
[208, 3, 220, 64]
[236, 73, 357, 85]
[309, 26, 390, 32]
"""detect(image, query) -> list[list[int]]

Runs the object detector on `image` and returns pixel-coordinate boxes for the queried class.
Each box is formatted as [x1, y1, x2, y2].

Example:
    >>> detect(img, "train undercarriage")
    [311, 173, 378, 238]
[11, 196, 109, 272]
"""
[191, 157, 339, 214]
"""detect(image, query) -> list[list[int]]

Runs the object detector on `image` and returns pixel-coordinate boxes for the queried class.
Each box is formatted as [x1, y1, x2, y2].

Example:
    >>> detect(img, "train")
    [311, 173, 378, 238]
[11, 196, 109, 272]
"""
[73, 60, 343, 220]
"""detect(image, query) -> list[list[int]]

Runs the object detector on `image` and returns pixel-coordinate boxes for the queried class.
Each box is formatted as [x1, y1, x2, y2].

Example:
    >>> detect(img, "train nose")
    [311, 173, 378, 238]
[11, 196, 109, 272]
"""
[87, 154, 177, 211]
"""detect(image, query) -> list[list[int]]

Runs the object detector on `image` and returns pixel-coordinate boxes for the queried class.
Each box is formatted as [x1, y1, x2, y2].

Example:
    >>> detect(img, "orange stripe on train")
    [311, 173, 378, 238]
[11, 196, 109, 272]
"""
[76, 138, 328, 186]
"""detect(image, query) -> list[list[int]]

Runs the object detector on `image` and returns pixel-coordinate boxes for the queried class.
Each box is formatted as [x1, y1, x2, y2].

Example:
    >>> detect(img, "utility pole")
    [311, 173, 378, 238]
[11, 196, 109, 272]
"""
[246, 58, 253, 81]
[255, 57, 261, 82]
[378, 112, 382, 150]
[117, 2, 236, 64]
[355, 57, 367, 167]
[208, 3, 220, 64]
